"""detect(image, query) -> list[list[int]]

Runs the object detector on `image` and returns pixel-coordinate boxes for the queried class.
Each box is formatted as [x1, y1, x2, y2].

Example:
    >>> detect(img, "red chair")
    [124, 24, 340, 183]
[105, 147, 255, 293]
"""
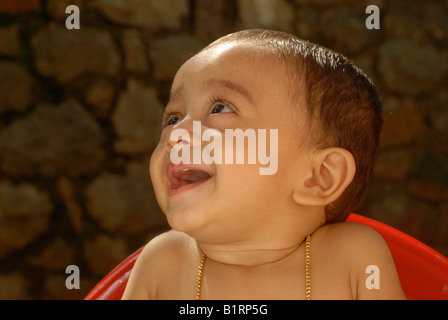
[84, 213, 448, 300]
[84, 247, 142, 300]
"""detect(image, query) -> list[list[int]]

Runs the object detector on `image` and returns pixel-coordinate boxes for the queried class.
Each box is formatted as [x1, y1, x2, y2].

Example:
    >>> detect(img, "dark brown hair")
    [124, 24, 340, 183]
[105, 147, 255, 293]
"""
[204, 29, 383, 223]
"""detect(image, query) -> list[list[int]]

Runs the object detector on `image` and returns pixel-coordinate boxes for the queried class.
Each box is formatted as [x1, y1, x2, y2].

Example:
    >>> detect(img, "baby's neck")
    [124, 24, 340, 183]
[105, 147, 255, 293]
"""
[191, 207, 325, 267]
[196, 238, 306, 267]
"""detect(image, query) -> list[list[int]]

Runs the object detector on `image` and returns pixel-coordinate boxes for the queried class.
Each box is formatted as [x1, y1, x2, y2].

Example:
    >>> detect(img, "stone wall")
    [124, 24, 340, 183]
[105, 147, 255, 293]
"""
[0, 0, 447, 299]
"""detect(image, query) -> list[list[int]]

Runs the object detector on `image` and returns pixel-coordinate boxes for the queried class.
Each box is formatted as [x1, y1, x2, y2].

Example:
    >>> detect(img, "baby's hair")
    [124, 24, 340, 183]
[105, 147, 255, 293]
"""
[203, 29, 383, 223]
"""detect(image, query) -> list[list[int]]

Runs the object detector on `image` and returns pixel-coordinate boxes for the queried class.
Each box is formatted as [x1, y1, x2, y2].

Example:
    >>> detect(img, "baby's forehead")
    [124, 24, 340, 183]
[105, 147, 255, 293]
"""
[197, 40, 284, 67]
[171, 41, 308, 120]
[175, 41, 300, 92]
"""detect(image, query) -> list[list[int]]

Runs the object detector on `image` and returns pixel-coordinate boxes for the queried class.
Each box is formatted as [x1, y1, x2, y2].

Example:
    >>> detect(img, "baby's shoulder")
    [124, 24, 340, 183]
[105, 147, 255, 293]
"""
[316, 221, 392, 262]
[137, 230, 200, 273]
[318, 221, 388, 251]
[122, 230, 199, 299]
[315, 221, 405, 299]
[144, 229, 197, 256]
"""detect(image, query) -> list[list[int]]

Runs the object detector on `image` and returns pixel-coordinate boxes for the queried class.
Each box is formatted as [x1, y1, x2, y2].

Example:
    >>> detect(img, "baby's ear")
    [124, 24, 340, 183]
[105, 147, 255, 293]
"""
[292, 148, 356, 207]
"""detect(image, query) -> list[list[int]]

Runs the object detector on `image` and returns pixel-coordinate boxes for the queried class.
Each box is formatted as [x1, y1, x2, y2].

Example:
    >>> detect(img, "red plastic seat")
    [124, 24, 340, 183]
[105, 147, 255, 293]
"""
[84, 213, 448, 300]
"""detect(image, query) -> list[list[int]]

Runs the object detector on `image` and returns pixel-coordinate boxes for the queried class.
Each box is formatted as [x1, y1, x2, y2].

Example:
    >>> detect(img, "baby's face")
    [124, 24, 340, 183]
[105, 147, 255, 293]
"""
[150, 41, 313, 242]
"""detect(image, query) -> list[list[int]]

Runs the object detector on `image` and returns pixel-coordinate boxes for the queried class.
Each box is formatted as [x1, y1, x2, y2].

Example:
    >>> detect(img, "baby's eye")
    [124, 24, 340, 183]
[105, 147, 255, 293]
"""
[167, 116, 180, 125]
[163, 112, 181, 126]
[211, 102, 233, 114]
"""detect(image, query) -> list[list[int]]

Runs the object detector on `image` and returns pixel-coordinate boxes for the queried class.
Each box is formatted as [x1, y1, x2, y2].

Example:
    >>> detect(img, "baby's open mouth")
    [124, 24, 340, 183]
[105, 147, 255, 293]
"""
[171, 169, 212, 189]
[167, 164, 213, 194]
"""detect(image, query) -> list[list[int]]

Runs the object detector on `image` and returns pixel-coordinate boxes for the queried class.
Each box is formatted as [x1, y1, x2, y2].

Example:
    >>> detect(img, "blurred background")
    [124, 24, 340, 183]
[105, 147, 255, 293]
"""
[0, 0, 447, 299]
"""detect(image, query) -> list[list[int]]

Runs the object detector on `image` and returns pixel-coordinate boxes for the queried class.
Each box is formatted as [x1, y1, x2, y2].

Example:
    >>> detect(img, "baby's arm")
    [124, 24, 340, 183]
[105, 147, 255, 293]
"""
[342, 223, 406, 300]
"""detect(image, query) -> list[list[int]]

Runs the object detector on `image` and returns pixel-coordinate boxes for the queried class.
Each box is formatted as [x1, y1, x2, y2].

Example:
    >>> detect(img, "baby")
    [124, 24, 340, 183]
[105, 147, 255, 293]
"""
[122, 29, 405, 300]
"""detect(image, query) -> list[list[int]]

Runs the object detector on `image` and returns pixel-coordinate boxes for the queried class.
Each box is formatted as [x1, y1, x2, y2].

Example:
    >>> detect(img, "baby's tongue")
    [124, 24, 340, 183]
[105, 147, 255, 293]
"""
[176, 169, 207, 181]
[172, 170, 211, 189]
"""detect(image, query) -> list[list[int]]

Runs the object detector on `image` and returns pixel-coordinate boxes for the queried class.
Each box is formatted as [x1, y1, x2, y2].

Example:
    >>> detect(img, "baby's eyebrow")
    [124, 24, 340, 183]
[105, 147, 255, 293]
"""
[206, 78, 255, 106]
[168, 85, 183, 104]
[167, 79, 255, 107]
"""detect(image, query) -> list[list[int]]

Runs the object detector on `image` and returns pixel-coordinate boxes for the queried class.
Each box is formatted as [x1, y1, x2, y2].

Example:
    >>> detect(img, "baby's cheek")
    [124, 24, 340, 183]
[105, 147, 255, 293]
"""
[149, 147, 166, 189]
[159, 127, 171, 143]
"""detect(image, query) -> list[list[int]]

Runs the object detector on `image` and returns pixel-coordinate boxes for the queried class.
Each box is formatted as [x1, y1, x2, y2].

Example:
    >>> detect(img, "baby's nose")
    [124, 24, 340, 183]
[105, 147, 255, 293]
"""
[167, 136, 190, 149]
[166, 120, 204, 149]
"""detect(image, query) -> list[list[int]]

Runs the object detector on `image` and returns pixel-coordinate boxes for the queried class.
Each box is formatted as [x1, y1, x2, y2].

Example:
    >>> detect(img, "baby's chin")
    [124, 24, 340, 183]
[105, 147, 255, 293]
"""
[165, 204, 210, 234]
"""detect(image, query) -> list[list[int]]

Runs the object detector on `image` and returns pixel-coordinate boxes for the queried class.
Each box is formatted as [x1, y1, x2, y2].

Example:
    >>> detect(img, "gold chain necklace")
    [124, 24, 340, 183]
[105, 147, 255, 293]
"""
[195, 253, 207, 300]
[195, 234, 311, 300]
[305, 234, 311, 300]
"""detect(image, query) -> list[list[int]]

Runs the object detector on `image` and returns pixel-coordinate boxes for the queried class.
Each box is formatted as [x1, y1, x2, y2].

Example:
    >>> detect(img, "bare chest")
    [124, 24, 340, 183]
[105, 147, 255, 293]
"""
[155, 249, 353, 300]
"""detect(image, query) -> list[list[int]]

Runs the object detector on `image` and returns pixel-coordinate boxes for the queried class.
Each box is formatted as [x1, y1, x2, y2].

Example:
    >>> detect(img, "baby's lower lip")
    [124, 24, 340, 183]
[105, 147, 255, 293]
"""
[168, 177, 211, 197]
